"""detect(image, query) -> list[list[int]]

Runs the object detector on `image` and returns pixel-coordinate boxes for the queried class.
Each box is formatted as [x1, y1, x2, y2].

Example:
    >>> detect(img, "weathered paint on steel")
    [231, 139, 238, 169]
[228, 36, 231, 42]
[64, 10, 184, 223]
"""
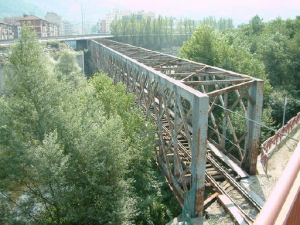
[189, 94, 209, 217]
[242, 80, 264, 174]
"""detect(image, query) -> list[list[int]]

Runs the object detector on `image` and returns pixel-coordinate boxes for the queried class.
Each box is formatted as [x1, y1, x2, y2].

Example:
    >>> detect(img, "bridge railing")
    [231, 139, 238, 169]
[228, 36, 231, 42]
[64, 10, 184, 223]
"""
[260, 112, 300, 173]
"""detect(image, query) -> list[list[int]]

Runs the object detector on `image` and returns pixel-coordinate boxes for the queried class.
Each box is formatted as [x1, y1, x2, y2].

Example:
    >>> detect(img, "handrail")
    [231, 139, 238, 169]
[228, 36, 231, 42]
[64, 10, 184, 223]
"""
[254, 141, 300, 225]
[261, 112, 300, 173]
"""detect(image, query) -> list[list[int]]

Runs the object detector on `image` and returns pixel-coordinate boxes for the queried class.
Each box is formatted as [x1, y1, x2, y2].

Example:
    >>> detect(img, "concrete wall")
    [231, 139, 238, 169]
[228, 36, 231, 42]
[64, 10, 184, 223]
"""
[76, 40, 87, 51]
[76, 52, 84, 74]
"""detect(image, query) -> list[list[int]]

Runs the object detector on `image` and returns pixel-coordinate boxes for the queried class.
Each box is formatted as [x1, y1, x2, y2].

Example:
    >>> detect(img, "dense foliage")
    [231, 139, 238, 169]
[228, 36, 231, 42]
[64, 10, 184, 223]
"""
[109, 16, 235, 51]
[110, 16, 196, 50]
[198, 16, 234, 31]
[180, 15, 300, 129]
[0, 26, 180, 224]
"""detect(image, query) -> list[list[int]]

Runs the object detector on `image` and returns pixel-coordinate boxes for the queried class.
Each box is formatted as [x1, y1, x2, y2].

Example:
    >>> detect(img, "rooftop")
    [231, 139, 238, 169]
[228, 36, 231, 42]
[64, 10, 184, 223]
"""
[20, 15, 43, 21]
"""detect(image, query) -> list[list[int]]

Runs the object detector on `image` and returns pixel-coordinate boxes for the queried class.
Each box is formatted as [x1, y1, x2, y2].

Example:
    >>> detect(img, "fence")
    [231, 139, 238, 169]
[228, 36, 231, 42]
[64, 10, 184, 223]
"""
[260, 112, 300, 173]
[254, 142, 300, 225]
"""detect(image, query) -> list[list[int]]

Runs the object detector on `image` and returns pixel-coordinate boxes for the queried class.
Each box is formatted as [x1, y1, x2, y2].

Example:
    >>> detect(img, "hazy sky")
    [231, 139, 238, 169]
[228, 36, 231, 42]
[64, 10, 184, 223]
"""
[27, 0, 300, 25]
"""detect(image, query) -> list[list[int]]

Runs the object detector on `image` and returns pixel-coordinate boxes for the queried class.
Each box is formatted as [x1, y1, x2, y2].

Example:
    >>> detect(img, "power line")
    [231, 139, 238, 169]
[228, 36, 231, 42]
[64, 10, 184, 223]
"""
[208, 125, 245, 154]
[211, 102, 299, 143]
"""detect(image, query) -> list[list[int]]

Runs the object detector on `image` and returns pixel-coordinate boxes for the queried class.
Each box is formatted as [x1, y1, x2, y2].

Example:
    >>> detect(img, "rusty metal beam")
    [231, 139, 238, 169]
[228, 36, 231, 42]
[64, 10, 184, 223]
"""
[241, 80, 264, 175]
[183, 79, 250, 87]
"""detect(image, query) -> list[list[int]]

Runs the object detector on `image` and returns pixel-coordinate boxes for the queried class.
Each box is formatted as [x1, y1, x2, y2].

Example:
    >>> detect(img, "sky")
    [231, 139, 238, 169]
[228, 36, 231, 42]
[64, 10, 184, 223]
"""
[27, 0, 300, 25]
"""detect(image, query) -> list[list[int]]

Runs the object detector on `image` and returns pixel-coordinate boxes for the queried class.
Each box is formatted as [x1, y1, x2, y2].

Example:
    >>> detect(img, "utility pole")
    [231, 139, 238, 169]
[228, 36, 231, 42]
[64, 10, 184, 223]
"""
[283, 97, 288, 126]
[76, 1, 84, 34]
[81, 3, 84, 34]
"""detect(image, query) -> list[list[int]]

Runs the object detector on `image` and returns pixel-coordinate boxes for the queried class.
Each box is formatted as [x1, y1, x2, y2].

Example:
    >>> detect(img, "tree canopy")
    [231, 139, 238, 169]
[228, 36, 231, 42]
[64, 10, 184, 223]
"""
[179, 15, 300, 128]
[0, 25, 180, 224]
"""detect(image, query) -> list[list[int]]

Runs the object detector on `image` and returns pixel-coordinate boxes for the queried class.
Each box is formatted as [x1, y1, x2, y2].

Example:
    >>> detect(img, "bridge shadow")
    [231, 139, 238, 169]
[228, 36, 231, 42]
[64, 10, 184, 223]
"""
[240, 174, 273, 203]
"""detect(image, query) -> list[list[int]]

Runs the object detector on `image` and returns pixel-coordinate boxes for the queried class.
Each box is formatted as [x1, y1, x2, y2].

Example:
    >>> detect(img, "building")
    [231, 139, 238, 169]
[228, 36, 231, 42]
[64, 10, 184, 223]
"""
[97, 19, 106, 34]
[63, 20, 73, 35]
[0, 21, 14, 40]
[105, 9, 122, 34]
[45, 12, 64, 36]
[72, 22, 81, 35]
[20, 15, 59, 37]
[4, 16, 22, 39]
[47, 22, 59, 37]
[142, 11, 155, 20]
[4, 16, 22, 25]
[12, 22, 22, 39]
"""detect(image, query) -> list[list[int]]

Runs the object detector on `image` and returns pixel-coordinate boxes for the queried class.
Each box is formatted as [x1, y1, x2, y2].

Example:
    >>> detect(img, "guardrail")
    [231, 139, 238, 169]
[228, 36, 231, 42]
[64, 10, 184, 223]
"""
[254, 141, 300, 225]
[260, 112, 300, 173]
[0, 34, 113, 46]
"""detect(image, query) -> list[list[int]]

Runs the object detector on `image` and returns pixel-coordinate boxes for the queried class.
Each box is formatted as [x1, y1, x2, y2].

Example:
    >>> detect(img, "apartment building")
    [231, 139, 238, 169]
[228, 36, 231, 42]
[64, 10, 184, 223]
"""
[64, 20, 74, 35]
[20, 15, 59, 37]
[0, 21, 14, 40]
[45, 12, 64, 36]
[3, 16, 22, 39]
[97, 19, 106, 34]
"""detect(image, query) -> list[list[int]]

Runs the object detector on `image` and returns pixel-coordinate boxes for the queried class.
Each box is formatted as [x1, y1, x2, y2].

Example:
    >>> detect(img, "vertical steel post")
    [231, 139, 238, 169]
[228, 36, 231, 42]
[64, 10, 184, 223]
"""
[242, 79, 264, 175]
[283, 97, 288, 126]
[189, 94, 209, 217]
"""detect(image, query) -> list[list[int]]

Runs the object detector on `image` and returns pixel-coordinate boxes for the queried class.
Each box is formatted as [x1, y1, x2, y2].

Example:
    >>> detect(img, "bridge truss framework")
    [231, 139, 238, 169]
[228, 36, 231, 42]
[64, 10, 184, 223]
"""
[90, 39, 263, 218]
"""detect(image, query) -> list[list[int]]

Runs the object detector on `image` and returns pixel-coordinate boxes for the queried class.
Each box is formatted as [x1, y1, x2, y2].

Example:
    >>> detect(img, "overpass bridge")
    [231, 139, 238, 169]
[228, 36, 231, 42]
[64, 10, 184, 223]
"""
[0, 34, 112, 50]
[89, 39, 264, 222]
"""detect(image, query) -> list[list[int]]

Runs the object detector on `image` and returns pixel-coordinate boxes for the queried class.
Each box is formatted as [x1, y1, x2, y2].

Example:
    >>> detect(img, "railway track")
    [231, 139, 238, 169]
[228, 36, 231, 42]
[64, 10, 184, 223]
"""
[138, 98, 262, 223]
[158, 117, 263, 224]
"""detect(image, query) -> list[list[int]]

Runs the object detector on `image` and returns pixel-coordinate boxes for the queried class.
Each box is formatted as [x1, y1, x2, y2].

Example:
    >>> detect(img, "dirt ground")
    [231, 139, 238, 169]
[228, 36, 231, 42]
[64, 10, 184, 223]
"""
[205, 201, 234, 225]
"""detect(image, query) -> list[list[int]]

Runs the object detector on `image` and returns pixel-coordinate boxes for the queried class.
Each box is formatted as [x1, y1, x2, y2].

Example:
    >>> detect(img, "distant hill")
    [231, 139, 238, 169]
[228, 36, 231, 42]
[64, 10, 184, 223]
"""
[0, 0, 46, 20]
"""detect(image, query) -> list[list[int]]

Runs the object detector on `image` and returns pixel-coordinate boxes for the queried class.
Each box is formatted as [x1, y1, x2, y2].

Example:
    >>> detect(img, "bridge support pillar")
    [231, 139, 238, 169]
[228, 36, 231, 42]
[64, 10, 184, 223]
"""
[189, 94, 209, 217]
[242, 79, 264, 175]
[76, 40, 87, 51]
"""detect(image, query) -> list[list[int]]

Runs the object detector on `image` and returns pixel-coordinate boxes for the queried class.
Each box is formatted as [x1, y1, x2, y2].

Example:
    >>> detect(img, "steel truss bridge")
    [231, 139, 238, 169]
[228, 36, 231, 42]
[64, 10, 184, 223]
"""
[90, 39, 264, 219]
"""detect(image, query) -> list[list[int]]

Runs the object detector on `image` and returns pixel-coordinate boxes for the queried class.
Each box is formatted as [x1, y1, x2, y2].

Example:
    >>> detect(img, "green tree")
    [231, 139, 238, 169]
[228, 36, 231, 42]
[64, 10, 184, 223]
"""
[179, 25, 215, 65]
[0, 26, 134, 224]
[1, 25, 179, 225]
[55, 49, 86, 88]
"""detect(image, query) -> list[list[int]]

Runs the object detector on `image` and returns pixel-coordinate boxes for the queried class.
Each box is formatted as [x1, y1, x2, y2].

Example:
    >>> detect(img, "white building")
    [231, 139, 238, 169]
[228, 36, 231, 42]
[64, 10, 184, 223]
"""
[105, 9, 122, 34]
[0, 21, 14, 40]
[142, 11, 155, 20]
[63, 20, 73, 35]
[45, 12, 64, 36]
